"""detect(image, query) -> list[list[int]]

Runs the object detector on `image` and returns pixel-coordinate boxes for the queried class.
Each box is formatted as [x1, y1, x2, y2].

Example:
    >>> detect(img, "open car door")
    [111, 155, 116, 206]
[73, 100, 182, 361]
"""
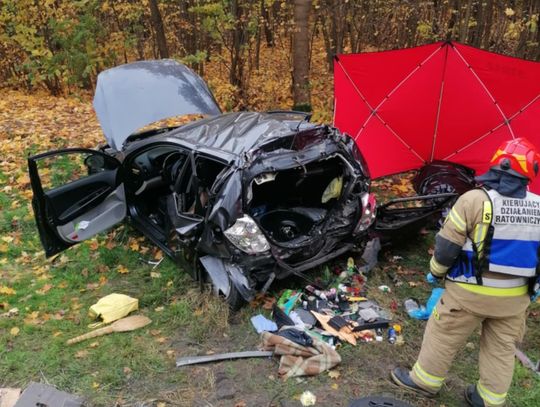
[28, 148, 126, 257]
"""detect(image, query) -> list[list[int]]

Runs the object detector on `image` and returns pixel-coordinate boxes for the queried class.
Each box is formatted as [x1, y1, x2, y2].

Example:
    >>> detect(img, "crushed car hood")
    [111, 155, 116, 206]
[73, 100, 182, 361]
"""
[93, 59, 221, 151]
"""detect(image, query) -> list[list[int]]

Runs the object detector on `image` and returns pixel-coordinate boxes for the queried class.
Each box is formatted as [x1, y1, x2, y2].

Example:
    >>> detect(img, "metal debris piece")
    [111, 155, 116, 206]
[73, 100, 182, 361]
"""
[176, 351, 273, 367]
[515, 349, 540, 376]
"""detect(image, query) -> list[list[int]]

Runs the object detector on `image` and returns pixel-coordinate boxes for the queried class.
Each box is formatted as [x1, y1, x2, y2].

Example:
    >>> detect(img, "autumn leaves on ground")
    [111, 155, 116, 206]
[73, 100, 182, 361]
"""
[0, 90, 539, 407]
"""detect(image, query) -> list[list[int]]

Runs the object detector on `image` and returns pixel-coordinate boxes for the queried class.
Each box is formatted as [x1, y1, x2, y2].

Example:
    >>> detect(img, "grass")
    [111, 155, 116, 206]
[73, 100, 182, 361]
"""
[1, 171, 540, 406]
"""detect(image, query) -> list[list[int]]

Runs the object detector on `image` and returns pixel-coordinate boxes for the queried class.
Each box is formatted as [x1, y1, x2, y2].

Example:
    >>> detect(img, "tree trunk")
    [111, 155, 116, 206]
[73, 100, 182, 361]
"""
[482, 0, 493, 48]
[292, 0, 312, 111]
[446, 0, 460, 40]
[261, 0, 274, 47]
[148, 0, 169, 59]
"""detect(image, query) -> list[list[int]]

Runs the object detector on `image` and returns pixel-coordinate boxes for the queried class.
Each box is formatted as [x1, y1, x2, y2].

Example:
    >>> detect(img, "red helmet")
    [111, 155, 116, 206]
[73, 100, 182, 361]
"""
[490, 137, 540, 181]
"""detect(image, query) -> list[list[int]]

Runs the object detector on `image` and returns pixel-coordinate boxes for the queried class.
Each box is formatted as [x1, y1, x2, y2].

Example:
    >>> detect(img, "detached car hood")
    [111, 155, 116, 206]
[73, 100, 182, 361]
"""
[93, 59, 221, 151]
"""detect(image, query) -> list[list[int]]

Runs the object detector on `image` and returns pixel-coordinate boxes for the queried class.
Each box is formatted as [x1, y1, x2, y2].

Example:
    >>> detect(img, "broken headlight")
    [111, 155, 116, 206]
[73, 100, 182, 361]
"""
[354, 192, 377, 233]
[224, 215, 270, 254]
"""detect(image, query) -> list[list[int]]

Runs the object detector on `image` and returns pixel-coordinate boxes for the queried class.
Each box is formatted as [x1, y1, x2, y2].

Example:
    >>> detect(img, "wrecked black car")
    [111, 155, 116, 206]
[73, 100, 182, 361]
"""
[28, 60, 375, 308]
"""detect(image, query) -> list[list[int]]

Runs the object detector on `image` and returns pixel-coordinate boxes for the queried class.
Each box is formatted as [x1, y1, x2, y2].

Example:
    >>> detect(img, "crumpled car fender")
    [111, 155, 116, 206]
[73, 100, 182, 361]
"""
[199, 255, 254, 301]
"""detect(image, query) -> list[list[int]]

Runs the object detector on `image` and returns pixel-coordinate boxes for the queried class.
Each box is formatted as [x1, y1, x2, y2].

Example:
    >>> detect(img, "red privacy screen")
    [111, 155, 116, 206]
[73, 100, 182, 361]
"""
[334, 41, 540, 191]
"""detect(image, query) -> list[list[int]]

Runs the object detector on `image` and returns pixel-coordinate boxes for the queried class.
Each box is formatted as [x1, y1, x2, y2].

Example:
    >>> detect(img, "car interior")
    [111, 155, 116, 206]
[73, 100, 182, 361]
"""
[124, 145, 228, 247]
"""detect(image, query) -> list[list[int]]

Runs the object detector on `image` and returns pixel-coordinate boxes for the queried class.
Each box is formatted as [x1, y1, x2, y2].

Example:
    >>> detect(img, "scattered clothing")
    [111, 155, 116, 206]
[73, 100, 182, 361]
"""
[260, 332, 341, 378]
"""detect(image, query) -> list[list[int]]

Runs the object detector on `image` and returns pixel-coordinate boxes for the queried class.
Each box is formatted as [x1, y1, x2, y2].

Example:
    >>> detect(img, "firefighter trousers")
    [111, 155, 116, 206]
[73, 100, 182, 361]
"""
[409, 290, 527, 406]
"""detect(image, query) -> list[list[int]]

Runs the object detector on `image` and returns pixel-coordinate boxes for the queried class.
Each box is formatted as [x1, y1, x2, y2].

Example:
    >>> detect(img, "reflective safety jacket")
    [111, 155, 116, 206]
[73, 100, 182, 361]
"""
[446, 189, 540, 290]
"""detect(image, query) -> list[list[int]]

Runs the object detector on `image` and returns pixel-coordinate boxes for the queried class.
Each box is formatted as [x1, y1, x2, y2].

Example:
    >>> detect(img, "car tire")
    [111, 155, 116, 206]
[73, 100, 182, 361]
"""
[219, 280, 244, 311]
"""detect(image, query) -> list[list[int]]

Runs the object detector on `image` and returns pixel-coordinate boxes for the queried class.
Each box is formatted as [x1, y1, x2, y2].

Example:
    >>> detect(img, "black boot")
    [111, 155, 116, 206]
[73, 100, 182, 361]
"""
[464, 384, 486, 407]
[390, 367, 437, 398]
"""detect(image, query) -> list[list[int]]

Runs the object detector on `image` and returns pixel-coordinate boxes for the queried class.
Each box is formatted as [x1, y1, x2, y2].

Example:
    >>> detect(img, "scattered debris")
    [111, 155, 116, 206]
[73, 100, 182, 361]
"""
[260, 332, 341, 378]
[13, 382, 83, 407]
[515, 348, 540, 376]
[251, 314, 278, 334]
[299, 390, 316, 406]
[67, 315, 151, 345]
[176, 350, 273, 367]
[357, 238, 381, 274]
[406, 288, 444, 320]
[88, 293, 139, 326]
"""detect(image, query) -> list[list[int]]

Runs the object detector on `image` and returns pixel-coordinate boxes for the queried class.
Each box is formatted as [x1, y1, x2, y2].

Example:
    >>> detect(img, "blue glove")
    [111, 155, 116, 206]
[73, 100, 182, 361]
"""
[426, 273, 438, 285]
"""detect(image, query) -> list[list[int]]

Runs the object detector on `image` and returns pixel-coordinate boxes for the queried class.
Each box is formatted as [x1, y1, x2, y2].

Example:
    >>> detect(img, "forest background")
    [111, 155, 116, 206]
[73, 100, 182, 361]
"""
[1, 0, 540, 122]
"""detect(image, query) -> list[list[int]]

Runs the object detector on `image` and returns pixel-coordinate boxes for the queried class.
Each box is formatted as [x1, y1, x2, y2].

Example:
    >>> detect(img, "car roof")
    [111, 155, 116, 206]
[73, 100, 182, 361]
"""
[166, 111, 315, 156]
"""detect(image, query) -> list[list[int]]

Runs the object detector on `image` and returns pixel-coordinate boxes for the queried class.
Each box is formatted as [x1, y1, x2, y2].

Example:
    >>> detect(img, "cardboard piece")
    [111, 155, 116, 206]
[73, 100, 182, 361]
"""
[0, 388, 21, 407]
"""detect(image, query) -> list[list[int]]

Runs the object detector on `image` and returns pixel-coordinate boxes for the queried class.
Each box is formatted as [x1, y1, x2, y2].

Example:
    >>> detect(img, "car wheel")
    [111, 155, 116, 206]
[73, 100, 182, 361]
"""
[218, 279, 244, 311]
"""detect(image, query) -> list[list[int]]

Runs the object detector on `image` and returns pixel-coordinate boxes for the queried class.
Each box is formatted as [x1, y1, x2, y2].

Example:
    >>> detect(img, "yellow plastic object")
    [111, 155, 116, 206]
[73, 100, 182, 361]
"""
[88, 293, 138, 324]
[321, 176, 343, 203]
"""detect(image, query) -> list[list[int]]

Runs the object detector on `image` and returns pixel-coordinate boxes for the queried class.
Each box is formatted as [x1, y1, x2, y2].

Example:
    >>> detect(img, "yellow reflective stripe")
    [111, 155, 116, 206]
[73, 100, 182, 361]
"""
[456, 282, 528, 297]
[482, 201, 492, 223]
[447, 208, 466, 231]
[477, 383, 507, 405]
[473, 223, 488, 257]
[430, 257, 448, 276]
[412, 362, 444, 389]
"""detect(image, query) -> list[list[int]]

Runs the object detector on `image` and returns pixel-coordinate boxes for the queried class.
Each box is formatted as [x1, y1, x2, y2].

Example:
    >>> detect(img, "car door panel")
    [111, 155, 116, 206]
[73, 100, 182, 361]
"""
[28, 148, 125, 257]
[55, 185, 126, 243]
[45, 170, 117, 223]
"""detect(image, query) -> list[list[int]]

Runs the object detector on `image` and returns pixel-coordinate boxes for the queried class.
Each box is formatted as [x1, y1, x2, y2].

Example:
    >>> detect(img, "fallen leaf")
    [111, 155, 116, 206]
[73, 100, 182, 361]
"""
[155, 337, 167, 344]
[117, 265, 129, 274]
[150, 329, 161, 336]
[86, 282, 100, 290]
[88, 239, 99, 250]
[408, 281, 418, 287]
[129, 239, 140, 251]
[89, 341, 99, 348]
[0, 286, 16, 295]
[10, 326, 20, 336]
[150, 271, 161, 279]
[328, 370, 340, 379]
[123, 366, 132, 375]
[53, 331, 62, 337]
[166, 349, 175, 358]
[331, 383, 339, 390]
[36, 283, 53, 294]
[166, 280, 173, 288]
[91, 382, 100, 389]
[75, 350, 89, 359]
[154, 306, 164, 312]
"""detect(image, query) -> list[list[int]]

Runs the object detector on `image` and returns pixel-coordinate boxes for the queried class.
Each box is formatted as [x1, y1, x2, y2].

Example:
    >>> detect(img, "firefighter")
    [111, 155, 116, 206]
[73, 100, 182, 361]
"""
[391, 137, 540, 407]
